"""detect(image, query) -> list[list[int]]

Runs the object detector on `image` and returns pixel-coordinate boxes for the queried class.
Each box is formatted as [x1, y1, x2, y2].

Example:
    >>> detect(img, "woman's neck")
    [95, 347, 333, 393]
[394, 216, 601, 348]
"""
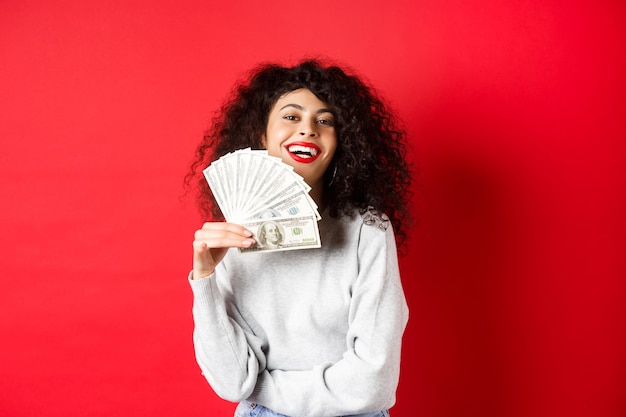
[309, 183, 326, 214]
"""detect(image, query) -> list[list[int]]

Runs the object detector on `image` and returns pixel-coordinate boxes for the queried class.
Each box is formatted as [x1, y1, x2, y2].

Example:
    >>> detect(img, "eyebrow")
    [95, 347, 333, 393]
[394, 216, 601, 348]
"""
[279, 104, 333, 115]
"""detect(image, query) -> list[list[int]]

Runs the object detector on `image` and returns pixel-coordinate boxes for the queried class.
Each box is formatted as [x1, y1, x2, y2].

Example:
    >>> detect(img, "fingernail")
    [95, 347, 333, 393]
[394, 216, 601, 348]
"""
[243, 230, 253, 237]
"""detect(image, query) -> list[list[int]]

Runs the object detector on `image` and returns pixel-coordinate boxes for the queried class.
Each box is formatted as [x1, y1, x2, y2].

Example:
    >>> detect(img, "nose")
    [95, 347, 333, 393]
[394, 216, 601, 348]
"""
[299, 120, 318, 137]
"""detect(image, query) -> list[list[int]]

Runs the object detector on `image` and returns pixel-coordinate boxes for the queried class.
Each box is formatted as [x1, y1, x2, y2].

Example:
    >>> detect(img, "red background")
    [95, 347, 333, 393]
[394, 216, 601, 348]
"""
[1, 1, 625, 416]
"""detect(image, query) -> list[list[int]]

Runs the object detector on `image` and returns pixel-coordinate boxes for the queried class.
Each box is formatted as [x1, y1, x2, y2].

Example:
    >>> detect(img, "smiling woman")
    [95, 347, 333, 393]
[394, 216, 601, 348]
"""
[2, 1, 625, 416]
[262, 88, 338, 204]
[184, 59, 414, 417]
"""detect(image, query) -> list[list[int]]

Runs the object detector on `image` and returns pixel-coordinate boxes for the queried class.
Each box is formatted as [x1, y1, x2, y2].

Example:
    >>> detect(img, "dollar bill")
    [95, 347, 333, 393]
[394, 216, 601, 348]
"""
[239, 214, 321, 253]
[246, 188, 318, 220]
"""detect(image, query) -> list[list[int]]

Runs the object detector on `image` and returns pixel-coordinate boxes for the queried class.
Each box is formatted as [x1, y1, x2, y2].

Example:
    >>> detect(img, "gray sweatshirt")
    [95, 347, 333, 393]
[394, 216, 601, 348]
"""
[189, 210, 409, 417]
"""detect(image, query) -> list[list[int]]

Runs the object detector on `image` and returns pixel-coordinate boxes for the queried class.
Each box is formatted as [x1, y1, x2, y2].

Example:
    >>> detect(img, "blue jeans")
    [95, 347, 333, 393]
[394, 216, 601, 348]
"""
[234, 401, 390, 417]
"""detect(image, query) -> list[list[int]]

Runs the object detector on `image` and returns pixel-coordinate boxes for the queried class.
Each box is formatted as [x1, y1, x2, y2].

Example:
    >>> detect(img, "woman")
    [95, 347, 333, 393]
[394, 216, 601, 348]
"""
[185, 59, 413, 417]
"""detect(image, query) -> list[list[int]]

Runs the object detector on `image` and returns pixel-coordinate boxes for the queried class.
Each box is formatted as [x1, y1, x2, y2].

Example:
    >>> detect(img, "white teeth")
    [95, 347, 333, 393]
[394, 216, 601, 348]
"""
[288, 145, 318, 157]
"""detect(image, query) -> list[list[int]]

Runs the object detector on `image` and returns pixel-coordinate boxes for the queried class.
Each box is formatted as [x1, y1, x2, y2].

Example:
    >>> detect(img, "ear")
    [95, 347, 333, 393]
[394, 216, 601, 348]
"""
[260, 133, 267, 148]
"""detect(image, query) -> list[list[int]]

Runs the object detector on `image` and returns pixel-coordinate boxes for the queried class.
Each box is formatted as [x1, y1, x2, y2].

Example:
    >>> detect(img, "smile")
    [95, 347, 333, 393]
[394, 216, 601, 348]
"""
[286, 142, 321, 163]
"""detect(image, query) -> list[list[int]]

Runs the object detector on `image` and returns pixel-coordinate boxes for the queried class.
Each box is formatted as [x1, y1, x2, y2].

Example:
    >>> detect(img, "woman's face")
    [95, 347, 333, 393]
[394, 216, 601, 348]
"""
[263, 88, 337, 192]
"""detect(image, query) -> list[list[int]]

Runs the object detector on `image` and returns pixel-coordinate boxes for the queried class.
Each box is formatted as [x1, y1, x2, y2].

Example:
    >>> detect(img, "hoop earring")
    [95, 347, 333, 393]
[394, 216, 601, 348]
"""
[327, 165, 337, 187]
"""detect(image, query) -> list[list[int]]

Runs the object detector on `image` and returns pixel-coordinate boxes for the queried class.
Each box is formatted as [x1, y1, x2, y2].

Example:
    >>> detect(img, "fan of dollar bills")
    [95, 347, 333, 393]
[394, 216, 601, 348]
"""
[203, 148, 322, 253]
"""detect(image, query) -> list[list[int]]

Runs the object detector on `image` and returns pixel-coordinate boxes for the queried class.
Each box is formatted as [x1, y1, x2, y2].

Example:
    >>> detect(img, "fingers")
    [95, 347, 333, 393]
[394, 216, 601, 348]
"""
[193, 222, 255, 250]
[191, 222, 255, 280]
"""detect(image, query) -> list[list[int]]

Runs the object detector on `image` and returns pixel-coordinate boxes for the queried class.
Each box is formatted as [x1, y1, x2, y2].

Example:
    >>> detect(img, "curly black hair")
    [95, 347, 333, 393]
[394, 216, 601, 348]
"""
[185, 59, 414, 253]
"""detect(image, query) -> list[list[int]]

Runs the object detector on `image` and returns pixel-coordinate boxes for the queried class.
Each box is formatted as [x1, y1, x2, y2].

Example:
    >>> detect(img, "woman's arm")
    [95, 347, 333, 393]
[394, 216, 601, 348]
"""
[190, 221, 263, 400]
[190, 272, 267, 401]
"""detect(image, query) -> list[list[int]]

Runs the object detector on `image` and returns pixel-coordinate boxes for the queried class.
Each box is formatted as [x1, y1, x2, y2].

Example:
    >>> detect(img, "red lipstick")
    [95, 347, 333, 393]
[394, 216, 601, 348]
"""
[285, 142, 322, 163]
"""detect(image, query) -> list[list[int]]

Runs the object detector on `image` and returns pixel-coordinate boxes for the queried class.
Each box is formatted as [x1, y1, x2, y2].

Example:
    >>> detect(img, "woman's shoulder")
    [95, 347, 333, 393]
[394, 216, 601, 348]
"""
[359, 206, 391, 232]
[322, 206, 394, 243]
[324, 206, 390, 227]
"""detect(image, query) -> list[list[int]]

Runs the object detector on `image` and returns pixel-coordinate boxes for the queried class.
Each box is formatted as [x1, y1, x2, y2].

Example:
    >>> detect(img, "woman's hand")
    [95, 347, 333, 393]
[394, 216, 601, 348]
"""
[192, 222, 255, 279]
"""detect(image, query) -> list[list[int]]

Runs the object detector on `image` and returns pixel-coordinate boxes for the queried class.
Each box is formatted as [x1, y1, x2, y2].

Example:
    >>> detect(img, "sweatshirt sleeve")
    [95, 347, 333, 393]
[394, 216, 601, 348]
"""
[189, 272, 266, 402]
[248, 222, 409, 417]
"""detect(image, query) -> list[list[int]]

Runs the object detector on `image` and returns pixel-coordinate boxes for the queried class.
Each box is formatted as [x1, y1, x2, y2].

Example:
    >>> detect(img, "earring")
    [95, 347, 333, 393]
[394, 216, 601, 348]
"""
[327, 165, 337, 187]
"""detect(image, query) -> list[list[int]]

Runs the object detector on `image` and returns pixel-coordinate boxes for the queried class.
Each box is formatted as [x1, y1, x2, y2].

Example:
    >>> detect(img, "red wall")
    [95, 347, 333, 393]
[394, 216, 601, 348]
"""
[1, 1, 624, 416]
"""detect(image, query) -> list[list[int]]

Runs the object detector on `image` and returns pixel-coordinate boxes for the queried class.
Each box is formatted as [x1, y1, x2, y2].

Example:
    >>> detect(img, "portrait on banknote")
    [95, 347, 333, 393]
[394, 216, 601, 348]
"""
[258, 221, 284, 249]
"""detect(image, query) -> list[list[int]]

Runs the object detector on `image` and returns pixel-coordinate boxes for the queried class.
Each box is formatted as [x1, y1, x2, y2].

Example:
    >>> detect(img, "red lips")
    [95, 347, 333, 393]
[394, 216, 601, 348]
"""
[285, 142, 322, 163]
